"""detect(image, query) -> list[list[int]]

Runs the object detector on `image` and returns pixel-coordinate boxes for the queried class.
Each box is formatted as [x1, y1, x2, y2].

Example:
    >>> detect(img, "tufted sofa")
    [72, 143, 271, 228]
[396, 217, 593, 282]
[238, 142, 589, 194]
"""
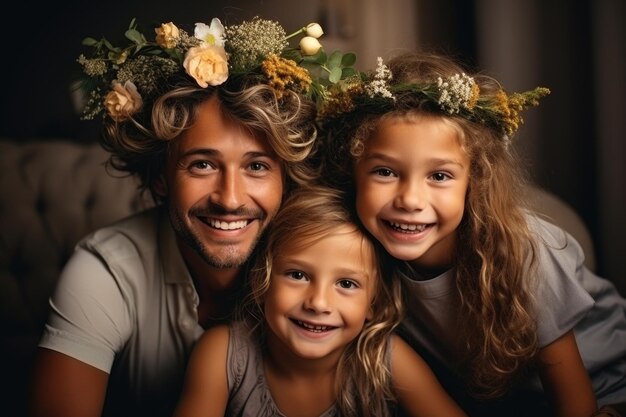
[0, 138, 154, 416]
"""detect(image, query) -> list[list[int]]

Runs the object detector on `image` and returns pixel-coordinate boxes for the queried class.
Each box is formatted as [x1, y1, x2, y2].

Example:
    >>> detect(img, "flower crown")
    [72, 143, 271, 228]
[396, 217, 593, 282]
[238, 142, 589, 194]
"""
[76, 16, 358, 121]
[320, 57, 551, 138]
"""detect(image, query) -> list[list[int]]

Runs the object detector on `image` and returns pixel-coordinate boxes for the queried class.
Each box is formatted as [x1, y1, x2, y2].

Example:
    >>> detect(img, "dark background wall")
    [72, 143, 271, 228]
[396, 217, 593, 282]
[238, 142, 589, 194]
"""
[2, 0, 624, 294]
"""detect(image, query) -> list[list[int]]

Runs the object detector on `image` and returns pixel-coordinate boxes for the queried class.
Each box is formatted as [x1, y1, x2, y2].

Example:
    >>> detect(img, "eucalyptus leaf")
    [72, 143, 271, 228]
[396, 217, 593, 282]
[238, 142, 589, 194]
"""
[328, 51, 343, 68]
[341, 67, 357, 78]
[341, 53, 356, 67]
[329, 67, 342, 83]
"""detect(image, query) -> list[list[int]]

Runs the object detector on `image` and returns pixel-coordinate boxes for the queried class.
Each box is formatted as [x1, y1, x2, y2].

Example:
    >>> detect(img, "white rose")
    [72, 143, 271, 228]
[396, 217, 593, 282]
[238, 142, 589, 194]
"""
[305, 23, 324, 39]
[299, 36, 322, 56]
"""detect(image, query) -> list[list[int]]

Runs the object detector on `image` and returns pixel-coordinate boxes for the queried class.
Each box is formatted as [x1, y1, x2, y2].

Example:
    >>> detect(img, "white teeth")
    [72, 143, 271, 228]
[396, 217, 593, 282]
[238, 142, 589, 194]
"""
[297, 320, 330, 332]
[209, 219, 248, 230]
[391, 222, 426, 232]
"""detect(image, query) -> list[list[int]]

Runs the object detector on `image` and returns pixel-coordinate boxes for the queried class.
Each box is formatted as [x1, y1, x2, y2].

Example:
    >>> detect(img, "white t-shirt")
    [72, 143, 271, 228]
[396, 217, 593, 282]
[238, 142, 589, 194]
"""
[39, 207, 204, 417]
[398, 215, 626, 410]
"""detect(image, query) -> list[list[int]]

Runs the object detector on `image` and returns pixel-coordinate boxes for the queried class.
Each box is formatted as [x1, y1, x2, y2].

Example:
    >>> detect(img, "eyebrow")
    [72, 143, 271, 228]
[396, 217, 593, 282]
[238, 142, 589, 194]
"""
[364, 152, 465, 168]
[179, 148, 276, 159]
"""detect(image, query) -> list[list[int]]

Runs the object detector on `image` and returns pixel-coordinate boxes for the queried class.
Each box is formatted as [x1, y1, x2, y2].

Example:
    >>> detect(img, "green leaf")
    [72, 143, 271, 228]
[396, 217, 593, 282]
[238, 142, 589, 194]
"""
[341, 67, 357, 78]
[341, 52, 356, 67]
[128, 18, 137, 30]
[329, 67, 342, 83]
[328, 50, 343, 68]
[82, 37, 99, 46]
[103, 39, 119, 52]
[126, 29, 145, 45]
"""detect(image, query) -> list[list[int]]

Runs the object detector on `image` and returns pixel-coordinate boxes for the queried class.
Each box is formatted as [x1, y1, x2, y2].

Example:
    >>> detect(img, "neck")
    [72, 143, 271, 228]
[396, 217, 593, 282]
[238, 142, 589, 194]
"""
[264, 330, 342, 378]
[176, 238, 245, 327]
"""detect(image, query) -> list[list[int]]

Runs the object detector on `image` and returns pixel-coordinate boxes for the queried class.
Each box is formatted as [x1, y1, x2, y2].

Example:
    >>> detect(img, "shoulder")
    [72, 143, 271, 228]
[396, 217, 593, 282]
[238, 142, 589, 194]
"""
[79, 207, 162, 253]
[187, 324, 232, 376]
[525, 212, 585, 266]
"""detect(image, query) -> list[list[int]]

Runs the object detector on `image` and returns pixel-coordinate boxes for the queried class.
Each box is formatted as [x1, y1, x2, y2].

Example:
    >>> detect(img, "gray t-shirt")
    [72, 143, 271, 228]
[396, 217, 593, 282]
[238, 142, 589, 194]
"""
[226, 321, 339, 417]
[39, 207, 204, 417]
[398, 215, 626, 407]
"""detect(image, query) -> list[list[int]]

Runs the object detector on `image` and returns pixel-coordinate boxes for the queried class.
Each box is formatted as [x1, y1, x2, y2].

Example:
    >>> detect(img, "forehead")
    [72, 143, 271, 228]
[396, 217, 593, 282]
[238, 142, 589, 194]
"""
[171, 96, 274, 157]
[278, 225, 378, 273]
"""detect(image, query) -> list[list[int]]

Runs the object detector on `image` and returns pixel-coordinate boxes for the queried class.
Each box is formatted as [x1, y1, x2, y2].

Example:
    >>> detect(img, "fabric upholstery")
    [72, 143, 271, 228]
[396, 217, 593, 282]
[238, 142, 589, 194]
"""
[0, 139, 153, 416]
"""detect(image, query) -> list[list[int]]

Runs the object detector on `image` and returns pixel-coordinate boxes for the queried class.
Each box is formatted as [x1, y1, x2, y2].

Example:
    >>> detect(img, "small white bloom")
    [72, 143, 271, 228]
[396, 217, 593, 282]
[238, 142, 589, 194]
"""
[365, 57, 394, 99]
[194, 18, 225, 47]
[299, 36, 322, 56]
[437, 72, 475, 113]
[305, 23, 324, 38]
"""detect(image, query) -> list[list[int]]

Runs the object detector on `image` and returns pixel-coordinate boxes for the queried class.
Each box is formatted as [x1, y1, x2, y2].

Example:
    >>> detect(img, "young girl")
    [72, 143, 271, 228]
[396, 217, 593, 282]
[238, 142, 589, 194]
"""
[319, 52, 626, 417]
[173, 186, 467, 417]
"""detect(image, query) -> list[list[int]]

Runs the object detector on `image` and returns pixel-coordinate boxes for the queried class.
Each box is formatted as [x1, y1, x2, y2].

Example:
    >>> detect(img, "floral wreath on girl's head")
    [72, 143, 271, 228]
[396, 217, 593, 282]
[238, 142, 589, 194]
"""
[320, 57, 551, 140]
[76, 16, 359, 122]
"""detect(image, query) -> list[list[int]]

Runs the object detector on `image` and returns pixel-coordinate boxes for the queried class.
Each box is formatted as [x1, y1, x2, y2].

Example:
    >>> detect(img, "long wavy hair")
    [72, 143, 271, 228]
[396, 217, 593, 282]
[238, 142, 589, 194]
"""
[320, 51, 539, 398]
[239, 186, 403, 417]
[100, 74, 318, 203]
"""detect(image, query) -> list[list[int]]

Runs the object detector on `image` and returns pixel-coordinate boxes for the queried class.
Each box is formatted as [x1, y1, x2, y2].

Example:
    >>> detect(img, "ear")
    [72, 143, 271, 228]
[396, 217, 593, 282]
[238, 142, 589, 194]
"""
[152, 175, 168, 197]
[366, 305, 374, 321]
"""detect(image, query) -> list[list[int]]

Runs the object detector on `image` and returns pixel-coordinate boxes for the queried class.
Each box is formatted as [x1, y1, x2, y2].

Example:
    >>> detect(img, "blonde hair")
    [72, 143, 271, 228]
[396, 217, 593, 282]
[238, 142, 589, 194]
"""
[101, 75, 318, 202]
[321, 52, 539, 398]
[241, 186, 403, 417]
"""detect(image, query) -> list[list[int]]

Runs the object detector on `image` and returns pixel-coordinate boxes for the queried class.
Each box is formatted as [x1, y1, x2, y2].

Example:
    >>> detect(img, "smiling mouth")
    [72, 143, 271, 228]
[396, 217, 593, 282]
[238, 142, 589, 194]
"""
[386, 221, 431, 233]
[200, 218, 252, 231]
[292, 319, 337, 333]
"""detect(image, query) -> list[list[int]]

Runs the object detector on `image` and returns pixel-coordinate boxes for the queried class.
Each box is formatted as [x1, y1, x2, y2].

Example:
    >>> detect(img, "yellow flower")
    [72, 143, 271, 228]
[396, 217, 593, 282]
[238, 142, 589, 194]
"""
[183, 45, 229, 88]
[299, 36, 322, 56]
[104, 80, 143, 121]
[305, 23, 324, 38]
[155, 22, 180, 49]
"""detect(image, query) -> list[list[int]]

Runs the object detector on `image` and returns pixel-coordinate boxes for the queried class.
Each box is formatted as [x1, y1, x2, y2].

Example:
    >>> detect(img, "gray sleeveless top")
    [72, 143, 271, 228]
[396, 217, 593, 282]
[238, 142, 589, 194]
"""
[225, 322, 339, 417]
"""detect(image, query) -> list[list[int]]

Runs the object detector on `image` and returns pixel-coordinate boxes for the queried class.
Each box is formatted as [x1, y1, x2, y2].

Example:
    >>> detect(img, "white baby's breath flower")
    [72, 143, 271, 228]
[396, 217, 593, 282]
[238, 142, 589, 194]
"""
[299, 36, 322, 56]
[365, 57, 394, 99]
[194, 18, 225, 47]
[305, 23, 324, 38]
[437, 73, 475, 113]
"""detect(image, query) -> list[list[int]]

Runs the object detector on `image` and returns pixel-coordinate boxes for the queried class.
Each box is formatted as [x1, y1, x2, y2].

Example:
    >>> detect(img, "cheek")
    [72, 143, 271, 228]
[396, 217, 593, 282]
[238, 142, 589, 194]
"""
[253, 175, 284, 213]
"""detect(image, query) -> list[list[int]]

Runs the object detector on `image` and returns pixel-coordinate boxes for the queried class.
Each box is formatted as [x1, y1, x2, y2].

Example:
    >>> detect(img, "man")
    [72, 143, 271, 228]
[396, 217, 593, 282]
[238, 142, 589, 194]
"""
[29, 16, 320, 417]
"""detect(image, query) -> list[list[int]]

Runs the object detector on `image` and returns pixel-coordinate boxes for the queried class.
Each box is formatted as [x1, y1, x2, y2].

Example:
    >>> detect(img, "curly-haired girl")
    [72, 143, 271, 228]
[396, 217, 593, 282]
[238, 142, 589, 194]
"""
[320, 51, 626, 417]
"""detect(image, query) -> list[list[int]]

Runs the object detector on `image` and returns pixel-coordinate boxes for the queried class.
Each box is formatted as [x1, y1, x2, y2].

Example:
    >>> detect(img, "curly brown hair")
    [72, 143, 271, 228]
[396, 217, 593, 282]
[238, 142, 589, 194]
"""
[100, 74, 318, 203]
[320, 51, 540, 398]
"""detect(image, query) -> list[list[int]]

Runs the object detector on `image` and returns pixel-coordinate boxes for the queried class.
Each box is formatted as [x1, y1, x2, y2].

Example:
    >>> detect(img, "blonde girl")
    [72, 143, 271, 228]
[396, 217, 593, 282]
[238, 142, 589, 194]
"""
[320, 52, 626, 417]
[174, 186, 467, 417]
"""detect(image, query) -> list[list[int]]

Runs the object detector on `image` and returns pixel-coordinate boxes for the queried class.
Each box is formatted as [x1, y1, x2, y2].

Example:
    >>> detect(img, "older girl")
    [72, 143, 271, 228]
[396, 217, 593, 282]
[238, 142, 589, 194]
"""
[320, 52, 626, 417]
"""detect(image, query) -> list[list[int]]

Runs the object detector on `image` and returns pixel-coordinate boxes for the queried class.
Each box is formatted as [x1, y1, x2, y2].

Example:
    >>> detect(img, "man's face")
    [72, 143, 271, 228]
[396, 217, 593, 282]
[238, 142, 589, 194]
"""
[158, 96, 284, 269]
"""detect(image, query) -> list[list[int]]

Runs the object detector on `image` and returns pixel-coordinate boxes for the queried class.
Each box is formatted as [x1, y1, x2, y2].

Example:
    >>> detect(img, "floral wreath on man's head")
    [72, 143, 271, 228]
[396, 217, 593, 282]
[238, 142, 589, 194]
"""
[76, 16, 358, 122]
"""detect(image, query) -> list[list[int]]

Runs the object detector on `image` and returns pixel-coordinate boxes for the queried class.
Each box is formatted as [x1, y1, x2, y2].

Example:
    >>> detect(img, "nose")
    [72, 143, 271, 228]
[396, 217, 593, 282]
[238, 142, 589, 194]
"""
[303, 282, 333, 314]
[394, 178, 426, 211]
[209, 167, 245, 210]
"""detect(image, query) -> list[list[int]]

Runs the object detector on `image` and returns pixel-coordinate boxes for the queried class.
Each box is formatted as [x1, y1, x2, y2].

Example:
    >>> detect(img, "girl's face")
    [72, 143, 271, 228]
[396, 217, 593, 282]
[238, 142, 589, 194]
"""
[354, 115, 470, 271]
[263, 225, 377, 363]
